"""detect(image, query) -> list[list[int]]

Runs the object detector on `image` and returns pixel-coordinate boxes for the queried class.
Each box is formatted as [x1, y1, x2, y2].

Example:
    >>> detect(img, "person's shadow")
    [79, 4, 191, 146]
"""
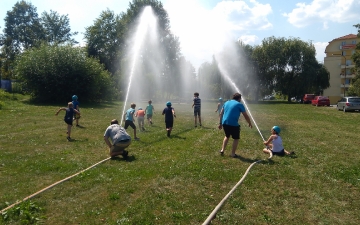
[110, 155, 136, 162]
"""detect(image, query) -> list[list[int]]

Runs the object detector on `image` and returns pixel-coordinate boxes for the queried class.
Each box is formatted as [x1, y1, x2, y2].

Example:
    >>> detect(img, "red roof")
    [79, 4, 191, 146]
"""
[331, 34, 358, 42]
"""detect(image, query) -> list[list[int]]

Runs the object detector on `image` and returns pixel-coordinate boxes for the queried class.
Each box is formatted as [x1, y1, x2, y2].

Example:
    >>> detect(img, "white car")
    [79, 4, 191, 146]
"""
[336, 97, 360, 112]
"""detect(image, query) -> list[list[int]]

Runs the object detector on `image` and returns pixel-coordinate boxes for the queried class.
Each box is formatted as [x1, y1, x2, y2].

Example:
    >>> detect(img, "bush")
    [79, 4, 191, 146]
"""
[14, 44, 115, 103]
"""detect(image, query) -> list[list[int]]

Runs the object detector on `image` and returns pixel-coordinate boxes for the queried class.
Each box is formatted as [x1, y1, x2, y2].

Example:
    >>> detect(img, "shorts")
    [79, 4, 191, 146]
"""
[146, 114, 152, 119]
[111, 140, 131, 156]
[64, 119, 73, 126]
[165, 120, 173, 129]
[194, 108, 201, 116]
[272, 149, 285, 156]
[137, 117, 145, 124]
[223, 124, 240, 139]
[124, 120, 136, 129]
[74, 113, 81, 119]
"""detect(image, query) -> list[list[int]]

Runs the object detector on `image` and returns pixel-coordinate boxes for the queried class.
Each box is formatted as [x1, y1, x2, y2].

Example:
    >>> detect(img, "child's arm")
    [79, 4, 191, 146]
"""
[55, 108, 66, 115]
[263, 135, 274, 146]
[172, 109, 176, 118]
[131, 111, 135, 121]
[74, 109, 81, 115]
[215, 103, 220, 112]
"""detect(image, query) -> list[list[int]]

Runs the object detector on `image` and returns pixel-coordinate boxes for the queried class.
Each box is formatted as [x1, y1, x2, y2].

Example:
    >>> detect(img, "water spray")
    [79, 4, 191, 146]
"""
[120, 6, 155, 125]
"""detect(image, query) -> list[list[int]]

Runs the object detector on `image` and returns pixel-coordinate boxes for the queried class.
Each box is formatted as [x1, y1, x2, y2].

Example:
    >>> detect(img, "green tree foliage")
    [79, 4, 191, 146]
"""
[0, 1, 44, 79]
[0, 1, 78, 79]
[84, 0, 184, 100]
[348, 23, 360, 96]
[84, 9, 123, 75]
[41, 10, 78, 45]
[14, 44, 114, 102]
[253, 37, 329, 101]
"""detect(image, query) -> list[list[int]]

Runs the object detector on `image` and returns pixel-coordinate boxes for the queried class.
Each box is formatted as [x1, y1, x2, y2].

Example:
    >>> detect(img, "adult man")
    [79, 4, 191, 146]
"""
[104, 119, 131, 159]
[218, 93, 252, 158]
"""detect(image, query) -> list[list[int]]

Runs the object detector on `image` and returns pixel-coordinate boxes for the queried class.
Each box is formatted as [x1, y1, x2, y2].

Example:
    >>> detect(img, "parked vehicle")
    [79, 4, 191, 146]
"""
[303, 94, 315, 104]
[336, 97, 360, 112]
[311, 96, 330, 106]
[263, 95, 275, 100]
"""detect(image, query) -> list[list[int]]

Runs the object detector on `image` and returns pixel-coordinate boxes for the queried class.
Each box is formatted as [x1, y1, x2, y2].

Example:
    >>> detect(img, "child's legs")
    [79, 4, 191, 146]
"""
[67, 124, 72, 137]
[263, 148, 271, 154]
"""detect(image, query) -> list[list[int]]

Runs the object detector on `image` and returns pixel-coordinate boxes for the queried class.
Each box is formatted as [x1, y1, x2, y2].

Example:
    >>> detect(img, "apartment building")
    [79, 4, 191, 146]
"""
[323, 34, 359, 104]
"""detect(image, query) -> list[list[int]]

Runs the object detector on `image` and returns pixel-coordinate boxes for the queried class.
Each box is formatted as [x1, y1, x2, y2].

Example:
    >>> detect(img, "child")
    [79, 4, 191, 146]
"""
[72, 95, 81, 127]
[215, 98, 223, 116]
[192, 92, 201, 127]
[162, 101, 176, 137]
[123, 103, 140, 140]
[263, 126, 295, 157]
[135, 107, 145, 131]
[55, 102, 80, 141]
[145, 100, 155, 125]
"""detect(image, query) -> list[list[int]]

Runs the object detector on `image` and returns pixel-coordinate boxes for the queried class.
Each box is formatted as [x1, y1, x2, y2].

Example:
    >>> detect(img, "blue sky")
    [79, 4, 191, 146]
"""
[1, 0, 359, 68]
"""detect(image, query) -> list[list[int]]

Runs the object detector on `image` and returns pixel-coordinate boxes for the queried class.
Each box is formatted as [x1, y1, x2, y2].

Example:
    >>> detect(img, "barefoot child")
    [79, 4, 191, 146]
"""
[162, 101, 176, 137]
[263, 126, 295, 157]
[135, 107, 145, 131]
[55, 102, 80, 141]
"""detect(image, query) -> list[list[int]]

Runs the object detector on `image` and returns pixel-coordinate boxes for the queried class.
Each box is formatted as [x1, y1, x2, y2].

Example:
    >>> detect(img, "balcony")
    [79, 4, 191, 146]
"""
[340, 74, 356, 79]
[340, 84, 350, 88]
[341, 64, 354, 69]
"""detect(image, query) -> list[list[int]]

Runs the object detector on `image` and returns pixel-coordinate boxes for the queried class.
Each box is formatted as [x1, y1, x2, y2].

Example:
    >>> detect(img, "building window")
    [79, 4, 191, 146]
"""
[342, 51, 346, 56]
[352, 40, 356, 44]
[342, 41, 346, 45]
[346, 60, 351, 66]
[352, 50, 356, 55]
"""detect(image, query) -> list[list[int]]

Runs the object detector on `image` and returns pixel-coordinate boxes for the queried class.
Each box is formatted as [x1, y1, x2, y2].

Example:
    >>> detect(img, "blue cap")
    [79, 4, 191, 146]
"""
[166, 101, 171, 106]
[219, 98, 223, 101]
[138, 107, 142, 110]
[72, 95, 78, 100]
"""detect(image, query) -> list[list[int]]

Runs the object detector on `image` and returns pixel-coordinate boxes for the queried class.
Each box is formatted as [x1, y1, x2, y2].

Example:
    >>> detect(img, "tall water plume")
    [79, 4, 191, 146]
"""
[120, 6, 164, 124]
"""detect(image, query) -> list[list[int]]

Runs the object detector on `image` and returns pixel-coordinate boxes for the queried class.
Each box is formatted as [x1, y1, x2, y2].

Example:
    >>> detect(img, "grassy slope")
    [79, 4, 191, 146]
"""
[0, 96, 359, 224]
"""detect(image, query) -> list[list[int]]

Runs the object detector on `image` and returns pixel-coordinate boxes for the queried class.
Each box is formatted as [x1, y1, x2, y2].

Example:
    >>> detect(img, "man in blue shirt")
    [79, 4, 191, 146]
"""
[218, 93, 252, 158]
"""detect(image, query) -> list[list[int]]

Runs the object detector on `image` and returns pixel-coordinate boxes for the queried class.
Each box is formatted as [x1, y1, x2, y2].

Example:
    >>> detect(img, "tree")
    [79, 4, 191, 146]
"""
[84, 9, 123, 75]
[253, 37, 329, 101]
[0, 1, 44, 79]
[41, 10, 78, 45]
[14, 44, 114, 102]
[348, 23, 360, 96]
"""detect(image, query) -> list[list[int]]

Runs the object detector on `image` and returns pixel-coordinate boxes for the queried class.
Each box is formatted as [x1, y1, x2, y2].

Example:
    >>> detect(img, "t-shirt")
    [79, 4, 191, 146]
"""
[125, 108, 135, 121]
[136, 110, 145, 117]
[104, 124, 131, 145]
[64, 108, 74, 121]
[193, 97, 201, 110]
[72, 100, 79, 111]
[221, 100, 246, 126]
[163, 106, 174, 122]
[271, 135, 284, 152]
[146, 104, 154, 114]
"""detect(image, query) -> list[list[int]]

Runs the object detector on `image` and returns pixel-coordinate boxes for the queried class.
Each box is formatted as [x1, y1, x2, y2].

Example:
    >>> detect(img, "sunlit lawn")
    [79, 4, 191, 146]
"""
[0, 95, 359, 224]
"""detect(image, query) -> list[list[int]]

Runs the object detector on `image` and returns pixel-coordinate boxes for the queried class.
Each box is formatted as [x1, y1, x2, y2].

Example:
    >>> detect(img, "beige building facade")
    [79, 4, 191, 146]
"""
[323, 34, 359, 104]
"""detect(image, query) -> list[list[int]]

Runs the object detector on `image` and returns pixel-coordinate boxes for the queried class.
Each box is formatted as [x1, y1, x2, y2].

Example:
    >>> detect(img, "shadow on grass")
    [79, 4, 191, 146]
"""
[110, 155, 136, 162]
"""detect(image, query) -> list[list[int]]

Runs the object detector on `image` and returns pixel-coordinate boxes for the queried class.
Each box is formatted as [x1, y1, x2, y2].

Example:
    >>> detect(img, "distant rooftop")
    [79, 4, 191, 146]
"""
[331, 34, 358, 42]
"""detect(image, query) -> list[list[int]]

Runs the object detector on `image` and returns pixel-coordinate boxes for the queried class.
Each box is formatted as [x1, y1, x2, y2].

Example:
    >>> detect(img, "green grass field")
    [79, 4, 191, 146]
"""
[0, 94, 359, 224]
